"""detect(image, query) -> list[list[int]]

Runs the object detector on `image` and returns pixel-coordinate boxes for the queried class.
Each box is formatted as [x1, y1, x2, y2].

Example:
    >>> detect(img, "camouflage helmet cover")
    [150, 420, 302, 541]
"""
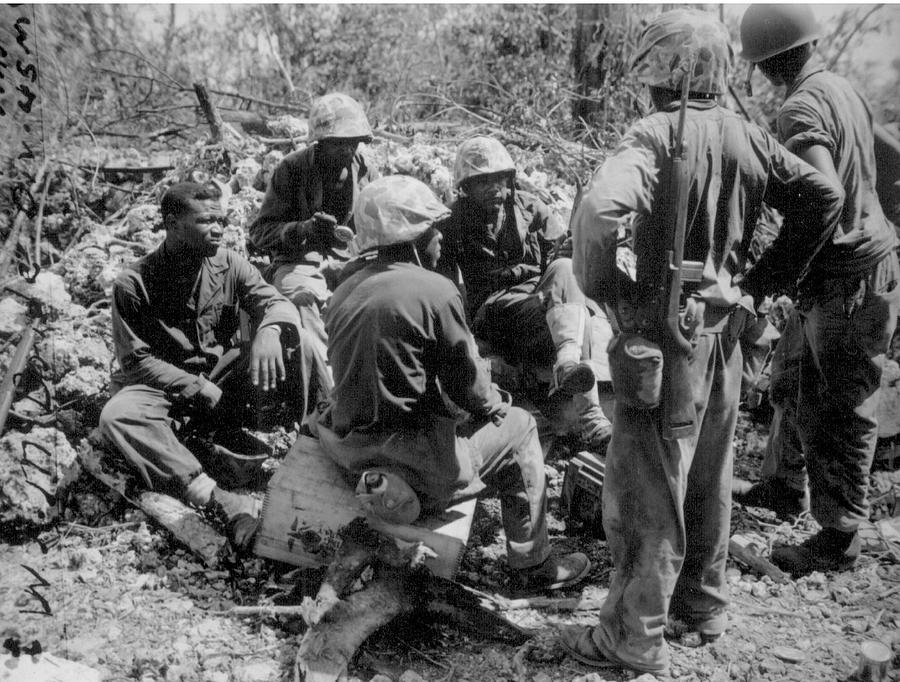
[354, 175, 451, 251]
[309, 93, 373, 142]
[632, 9, 733, 95]
[453, 136, 516, 188]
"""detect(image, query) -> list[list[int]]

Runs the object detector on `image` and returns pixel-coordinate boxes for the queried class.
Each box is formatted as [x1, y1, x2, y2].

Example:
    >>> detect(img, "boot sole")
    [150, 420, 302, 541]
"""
[557, 365, 596, 395]
[512, 558, 592, 595]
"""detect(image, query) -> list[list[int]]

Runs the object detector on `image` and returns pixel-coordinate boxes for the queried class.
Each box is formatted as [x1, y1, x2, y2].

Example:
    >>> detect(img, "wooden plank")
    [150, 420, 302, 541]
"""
[80, 446, 226, 567]
[253, 435, 475, 579]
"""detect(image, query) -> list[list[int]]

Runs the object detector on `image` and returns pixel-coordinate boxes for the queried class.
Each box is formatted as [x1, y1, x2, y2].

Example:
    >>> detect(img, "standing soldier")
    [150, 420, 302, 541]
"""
[739, 4, 900, 575]
[249, 92, 378, 400]
[437, 136, 613, 452]
[317, 175, 592, 593]
[558, 10, 844, 674]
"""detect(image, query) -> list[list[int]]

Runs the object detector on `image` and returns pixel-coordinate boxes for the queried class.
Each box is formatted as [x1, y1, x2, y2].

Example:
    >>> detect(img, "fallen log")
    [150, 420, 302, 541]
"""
[255, 435, 528, 681]
[79, 443, 227, 567]
[297, 570, 416, 682]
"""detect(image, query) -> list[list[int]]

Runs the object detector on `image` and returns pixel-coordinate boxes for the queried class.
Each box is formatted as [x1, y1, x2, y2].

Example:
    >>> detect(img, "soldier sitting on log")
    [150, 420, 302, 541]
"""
[435, 136, 613, 453]
[316, 174, 592, 594]
[100, 181, 326, 548]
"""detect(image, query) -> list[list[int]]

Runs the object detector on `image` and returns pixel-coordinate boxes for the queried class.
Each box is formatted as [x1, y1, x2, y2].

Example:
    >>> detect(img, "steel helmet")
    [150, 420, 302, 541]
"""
[354, 175, 451, 251]
[308, 93, 373, 142]
[631, 9, 733, 95]
[740, 5, 822, 63]
[453, 136, 516, 188]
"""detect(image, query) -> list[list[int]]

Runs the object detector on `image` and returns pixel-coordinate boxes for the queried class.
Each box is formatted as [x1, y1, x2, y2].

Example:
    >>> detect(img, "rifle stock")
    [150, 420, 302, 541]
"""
[659, 72, 698, 441]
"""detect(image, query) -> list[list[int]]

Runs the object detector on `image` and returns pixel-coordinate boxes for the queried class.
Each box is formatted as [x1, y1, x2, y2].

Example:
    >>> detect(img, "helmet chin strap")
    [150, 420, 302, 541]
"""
[744, 63, 755, 97]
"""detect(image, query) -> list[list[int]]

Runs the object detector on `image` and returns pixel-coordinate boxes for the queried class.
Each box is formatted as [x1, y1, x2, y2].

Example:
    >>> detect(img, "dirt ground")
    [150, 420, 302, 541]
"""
[2, 408, 900, 682]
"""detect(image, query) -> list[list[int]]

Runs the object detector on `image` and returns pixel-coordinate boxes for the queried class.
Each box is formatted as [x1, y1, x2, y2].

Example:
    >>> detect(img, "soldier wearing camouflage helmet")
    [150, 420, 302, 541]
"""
[733, 4, 900, 577]
[249, 93, 379, 415]
[437, 135, 614, 455]
[318, 175, 592, 594]
[559, 9, 844, 674]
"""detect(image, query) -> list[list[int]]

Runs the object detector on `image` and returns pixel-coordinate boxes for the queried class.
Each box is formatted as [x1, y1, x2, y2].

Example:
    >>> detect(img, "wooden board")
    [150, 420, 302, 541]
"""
[80, 445, 226, 567]
[253, 435, 475, 579]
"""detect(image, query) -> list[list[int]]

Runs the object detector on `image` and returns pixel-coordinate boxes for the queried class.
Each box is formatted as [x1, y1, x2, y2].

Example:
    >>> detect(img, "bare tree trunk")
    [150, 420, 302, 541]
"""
[571, 4, 609, 127]
[193, 82, 224, 143]
[161, 4, 177, 74]
[261, 5, 296, 96]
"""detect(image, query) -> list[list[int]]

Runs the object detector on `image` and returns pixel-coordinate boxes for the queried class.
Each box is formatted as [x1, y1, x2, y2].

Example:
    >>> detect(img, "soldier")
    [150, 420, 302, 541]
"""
[437, 136, 613, 452]
[558, 10, 843, 674]
[249, 93, 378, 392]
[100, 182, 325, 548]
[317, 175, 591, 593]
[738, 4, 900, 575]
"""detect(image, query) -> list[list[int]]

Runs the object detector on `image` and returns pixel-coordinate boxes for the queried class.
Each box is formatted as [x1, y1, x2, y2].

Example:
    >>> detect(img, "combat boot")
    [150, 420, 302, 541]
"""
[732, 477, 809, 520]
[186, 472, 260, 549]
[771, 528, 860, 577]
[513, 551, 591, 594]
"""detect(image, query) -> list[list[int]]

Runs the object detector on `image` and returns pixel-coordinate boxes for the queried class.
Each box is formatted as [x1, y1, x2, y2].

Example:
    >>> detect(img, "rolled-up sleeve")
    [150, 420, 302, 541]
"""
[778, 93, 836, 156]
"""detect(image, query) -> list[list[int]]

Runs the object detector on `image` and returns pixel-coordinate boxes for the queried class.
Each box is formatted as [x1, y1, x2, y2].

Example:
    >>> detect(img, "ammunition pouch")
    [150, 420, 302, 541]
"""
[607, 332, 663, 410]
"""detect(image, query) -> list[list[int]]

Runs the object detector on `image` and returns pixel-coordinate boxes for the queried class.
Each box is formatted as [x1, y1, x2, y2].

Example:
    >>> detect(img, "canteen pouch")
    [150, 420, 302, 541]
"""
[608, 332, 663, 410]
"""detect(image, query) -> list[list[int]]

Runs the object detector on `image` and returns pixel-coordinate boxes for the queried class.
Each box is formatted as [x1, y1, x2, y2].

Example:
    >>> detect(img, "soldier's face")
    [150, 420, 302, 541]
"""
[464, 174, 510, 211]
[319, 139, 359, 168]
[169, 199, 226, 256]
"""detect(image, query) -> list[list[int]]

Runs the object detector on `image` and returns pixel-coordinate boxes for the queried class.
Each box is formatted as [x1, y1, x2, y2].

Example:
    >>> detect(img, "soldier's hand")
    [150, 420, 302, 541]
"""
[250, 326, 285, 392]
[679, 298, 705, 341]
[312, 212, 338, 239]
[488, 266, 516, 290]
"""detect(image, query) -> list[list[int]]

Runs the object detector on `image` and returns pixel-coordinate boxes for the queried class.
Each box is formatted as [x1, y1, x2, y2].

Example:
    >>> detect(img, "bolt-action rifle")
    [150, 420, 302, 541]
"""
[657, 70, 702, 441]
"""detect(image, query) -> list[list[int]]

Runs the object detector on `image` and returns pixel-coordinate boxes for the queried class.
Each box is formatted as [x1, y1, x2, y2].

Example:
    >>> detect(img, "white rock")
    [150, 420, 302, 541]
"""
[125, 204, 162, 235]
[233, 661, 280, 682]
[0, 427, 80, 523]
[267, 115, 308, 139]
[0, 297, 28, 337]
[232, 158, 262, 190]
[27, 271, 72, 312]
[0, 652, 102, 681]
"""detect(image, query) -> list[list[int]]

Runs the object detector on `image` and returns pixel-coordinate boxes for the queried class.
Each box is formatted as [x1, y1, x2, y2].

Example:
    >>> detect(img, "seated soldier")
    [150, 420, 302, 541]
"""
[100, 182, 326, 548]
[436, 136, 612, 452]
[249, 93, 379, 372]
[317, 175, 591, 593]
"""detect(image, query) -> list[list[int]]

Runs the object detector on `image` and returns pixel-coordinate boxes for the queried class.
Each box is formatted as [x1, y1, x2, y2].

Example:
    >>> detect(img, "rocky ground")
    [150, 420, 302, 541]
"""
[2, 128, 900, 681]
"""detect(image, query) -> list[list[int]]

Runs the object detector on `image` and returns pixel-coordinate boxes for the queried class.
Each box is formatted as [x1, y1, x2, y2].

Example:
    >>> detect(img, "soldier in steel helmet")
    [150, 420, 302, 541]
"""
[733, 4, 900, 576]
[249, 93, 379, 418]
[436, 135, 614, 454]
[558, 9, 844, 674]
[316, 175, 592, 594]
